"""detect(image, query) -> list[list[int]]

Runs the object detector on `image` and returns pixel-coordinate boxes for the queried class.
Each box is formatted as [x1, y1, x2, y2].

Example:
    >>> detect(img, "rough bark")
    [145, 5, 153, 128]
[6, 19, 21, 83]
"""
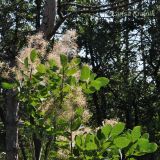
[93, 93, 103, 125]
[33, 133, 42, 160]
[124, 1, 132, 129]
[40, 0, 57, 40]
[35, 0, 42, 29]
[6, 90, 19, 160]
[87, 41, 103, 125]
[0, 106, 5, 126]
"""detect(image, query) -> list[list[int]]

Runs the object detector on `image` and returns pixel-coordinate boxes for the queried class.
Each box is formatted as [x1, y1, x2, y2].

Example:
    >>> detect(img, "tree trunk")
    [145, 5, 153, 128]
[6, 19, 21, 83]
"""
[35, 0, 42, 30]
[33, 133, 42, 160]
[93, 93, 103, 125]
[40, 0, 57, 40]
[6, 90, 19, 160]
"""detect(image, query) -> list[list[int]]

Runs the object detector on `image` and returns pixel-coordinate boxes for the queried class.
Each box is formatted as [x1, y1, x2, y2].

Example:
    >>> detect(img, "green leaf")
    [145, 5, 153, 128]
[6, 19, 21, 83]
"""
[90, 73, 96, 81]
[114, 137, 130, 148]
[60, 54, 68, 67]
[71, 58, 81, 65]
[138, 138, 149, 152]
[97, 129, 106, 140]
[46, 127, 52, 132]
[126, 143, 138, 155]
[24, 57, 29, 68]
[137, 138, 157, 153]
[90, 77, 109, 90]
[131, 126, 141, 142]
[62, 85, 70, 93]
[83, 86, 95, 94]
[48, 59, 57, 68]
[80, 65, 90, 81]
[1, 82, 15, 89]
[134, 141, 157, 156]
[70, 77, 77, 86]
[36, 64, 46, 73]
[90, 80, 102, 90]
[102, 141, 111, 149]
[101, 125, 112, 138]
[56, 141, 69, 148]
[66, 67, 78, 76]
[110, 123, 125, 137]
[30, 49, 37, 63]
[75, 108, 84, 116]
[85, 134, 97, 150]
[30, 100, 39, 107]
[71, 117, 81, 131]
[142, 133, 149, 139]
[147, 143, 158, 153]
[96, 77, 109, 87]
[75, 135, 83, 149]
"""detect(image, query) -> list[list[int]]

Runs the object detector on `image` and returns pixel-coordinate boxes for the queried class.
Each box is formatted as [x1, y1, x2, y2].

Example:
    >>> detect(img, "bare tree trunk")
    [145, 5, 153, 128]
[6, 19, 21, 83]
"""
[40, 0, 57, 40]
[124, 0, 132, 129]
[6, 90, 19, 160]
[35, 0, 42, 30]
[33, 133, 42, 160]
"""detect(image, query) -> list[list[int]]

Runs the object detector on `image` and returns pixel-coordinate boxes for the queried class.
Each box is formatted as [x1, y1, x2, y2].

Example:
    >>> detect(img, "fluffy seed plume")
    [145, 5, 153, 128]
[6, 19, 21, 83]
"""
[16, 33, 48, 78]
[47, 30, 78, 67]
[60, 87, 87, 121]
[102, 119, 118, 126]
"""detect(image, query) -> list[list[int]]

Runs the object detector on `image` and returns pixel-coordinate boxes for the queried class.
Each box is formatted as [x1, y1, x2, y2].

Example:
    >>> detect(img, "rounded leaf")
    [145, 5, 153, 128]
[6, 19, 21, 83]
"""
[110, 123, 125, 137]
[101, 125, 112, 138]
[71, 117, 81, 131]
[142, 133, 149, 139]
[80, 65, 90, 81]
[85, 134, 97, 150]
[36, 64, 46, 73]
[90, 80, 102, 90]
[138, 138, 149, 152]
[96, 77, 109, 87]
[66, 67, 78, 76]
[114, 137, 130, 148]
[147, 143, 158, 153]
[131, 126, 141, 142]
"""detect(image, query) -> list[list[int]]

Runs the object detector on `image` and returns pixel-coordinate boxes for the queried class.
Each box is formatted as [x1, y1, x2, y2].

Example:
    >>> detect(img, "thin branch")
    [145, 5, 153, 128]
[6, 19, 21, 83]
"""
[60, 0, 140, 9]
[65, 0, 140, 17]
[49, 17, 66, 39]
